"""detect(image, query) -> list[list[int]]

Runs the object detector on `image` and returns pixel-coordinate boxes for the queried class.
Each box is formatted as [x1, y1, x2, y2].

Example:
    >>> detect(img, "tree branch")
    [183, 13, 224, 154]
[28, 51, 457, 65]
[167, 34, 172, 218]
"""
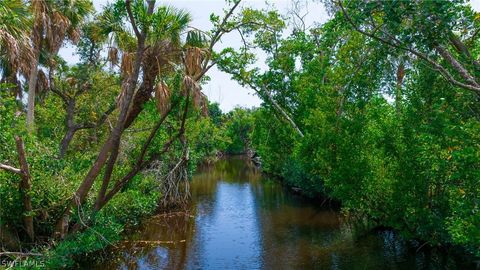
[198, 0, 242, 80]
[243, 79, 304, 137]
[337, 0, 480, 94]
[50, 87, 69, 104]
[77, 103, 116, 130]
[0, 163, 21, 174]
[435, 45, 480, 87]
[125, 0, 142, 40]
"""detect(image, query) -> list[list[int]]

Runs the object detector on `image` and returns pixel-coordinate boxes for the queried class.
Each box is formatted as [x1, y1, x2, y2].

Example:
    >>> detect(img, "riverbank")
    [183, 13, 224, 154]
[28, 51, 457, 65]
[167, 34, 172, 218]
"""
[86, 156, 476, 269]
[240, 148, 480, 269]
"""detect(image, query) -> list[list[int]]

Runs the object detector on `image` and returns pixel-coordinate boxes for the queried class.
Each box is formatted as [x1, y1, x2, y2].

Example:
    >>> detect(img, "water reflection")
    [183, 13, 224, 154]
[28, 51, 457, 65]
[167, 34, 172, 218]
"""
[92, 156, 474, 270]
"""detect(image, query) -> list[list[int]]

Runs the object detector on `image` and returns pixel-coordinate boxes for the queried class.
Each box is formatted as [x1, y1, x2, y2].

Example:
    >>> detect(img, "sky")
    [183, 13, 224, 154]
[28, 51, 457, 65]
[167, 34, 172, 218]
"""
[59, 0, 480, 112]
[59, 0, 328, 112]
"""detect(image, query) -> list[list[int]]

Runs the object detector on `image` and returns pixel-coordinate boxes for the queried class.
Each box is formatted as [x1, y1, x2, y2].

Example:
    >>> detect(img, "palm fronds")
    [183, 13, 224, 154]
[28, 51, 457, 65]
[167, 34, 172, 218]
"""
[155, 81, 171, 116]
[0, 0, 33, 75]
[120, 52, 134, 76]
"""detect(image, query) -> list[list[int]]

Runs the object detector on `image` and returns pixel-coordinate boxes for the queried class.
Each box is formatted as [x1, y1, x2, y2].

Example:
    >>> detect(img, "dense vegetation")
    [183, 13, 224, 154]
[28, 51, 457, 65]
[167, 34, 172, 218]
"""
[0, 0, 479, 268]
[216, 0, 480, 259]
[0, 0, 234, 267]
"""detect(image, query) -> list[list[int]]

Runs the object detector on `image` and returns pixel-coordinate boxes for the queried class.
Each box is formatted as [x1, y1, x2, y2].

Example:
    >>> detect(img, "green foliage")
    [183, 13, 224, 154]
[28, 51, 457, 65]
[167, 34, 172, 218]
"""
[215, 1, 480, 258]
[1, 0, 480, 266]
[0, 2, 228, 267]
[222, 107, 254, 154]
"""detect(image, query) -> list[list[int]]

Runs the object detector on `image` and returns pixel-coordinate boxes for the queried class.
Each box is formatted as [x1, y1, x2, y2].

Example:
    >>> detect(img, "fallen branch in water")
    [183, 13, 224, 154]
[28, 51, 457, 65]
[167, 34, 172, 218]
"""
[118, 239, 186, 246]
[154, 211, 194, 218]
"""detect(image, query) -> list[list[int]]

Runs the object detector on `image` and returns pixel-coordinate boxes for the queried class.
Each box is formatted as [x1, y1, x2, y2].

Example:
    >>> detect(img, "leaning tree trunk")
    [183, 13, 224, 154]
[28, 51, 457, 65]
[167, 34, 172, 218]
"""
[262, 87, 304, 138]
[54, 0, 156, 239]
[124, 52, 159, 129]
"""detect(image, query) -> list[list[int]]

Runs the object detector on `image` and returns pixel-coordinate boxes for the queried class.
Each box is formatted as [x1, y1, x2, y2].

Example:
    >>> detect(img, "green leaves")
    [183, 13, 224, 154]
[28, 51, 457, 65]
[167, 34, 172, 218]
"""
[214, 0, 480, 258]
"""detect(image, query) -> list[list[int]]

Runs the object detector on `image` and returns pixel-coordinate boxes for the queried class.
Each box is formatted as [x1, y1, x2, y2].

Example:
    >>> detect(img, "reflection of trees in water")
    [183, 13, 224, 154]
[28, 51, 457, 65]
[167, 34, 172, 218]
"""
[255, 197, 345, 268]
[93, 157, 470, 270]
[194, 156, 261, 184]
[95, 209, 197, 270]
[190, 156, 260, 215]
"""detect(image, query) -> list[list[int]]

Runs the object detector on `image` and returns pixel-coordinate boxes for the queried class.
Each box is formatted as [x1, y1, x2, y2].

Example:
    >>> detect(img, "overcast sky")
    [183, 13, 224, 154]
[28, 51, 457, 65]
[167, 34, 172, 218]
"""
[59, 0, 480, 112]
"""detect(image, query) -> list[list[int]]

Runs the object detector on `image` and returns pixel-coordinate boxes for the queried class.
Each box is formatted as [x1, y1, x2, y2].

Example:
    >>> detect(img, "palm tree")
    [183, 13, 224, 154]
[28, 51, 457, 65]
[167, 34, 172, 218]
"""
[101, 4, 192, 128]
[26, 0, 93, 132]
[0, 0, 32, 99]
[91, 3, 192, 210]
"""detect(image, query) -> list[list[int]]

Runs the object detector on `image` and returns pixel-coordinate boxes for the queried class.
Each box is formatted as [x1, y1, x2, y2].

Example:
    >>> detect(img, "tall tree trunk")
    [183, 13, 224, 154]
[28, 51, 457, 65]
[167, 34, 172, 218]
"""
[396, 62, 405, 114]
[26, 63, 38, 133]
[59, 128, 76, 158]
[26, 29, 41, 133]
[59, 100, 76, 158]
[26, 17, 43, 133]
[15, 136, 34, 241]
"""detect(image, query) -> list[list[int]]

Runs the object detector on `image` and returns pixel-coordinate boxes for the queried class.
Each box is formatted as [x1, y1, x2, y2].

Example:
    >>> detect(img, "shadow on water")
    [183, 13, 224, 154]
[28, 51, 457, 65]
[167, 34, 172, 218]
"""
[89, 156, 476, 270]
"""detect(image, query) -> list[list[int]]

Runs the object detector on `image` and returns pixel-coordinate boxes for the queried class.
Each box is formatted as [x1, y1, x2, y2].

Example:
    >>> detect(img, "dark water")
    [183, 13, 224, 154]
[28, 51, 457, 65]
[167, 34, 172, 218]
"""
[92, 156, 475, 270]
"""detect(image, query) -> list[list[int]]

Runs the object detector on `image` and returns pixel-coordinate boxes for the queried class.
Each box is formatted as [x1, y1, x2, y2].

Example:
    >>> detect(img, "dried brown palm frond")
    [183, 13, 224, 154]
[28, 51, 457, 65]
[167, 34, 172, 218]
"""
[32, 0, 47, 12]
[48, 11, 70, 54]
[108, 47, 119, 66]
[142, 41, 180, 78]
[184, 47, 206, 77]
[36, 69, 49, 95]
[200, 94, 209, 117]
[17, 40, 34, 75]
[155, 41, 180, 72]
[191, 87, 202, 108]
[181, 74, 208, 116]
[0, 29, 19, 67]
[31, 0, 48, 20]
[120, 52, 134, 76]
[68, 28, 80, 45]
[192, 88, 209, 117]
[181, 75, 197, 97]
[155, 82, 171, 116]
[31, 0, 48, 49]
[65, 77, 76, 87]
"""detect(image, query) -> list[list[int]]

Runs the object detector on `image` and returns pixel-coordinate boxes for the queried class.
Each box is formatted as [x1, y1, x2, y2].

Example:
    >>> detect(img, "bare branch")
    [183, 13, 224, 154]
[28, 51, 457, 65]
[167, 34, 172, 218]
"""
[0, 163, 21, 174]
[125, 0, 141, 40]
[435, 45, 480, 87]
[199, 0, 243, 78]
[242, 78, 304, 137]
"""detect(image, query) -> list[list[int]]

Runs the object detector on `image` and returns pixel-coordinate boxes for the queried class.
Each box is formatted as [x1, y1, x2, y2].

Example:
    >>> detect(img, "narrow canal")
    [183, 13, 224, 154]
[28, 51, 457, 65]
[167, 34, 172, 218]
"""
[92, 156, 471, 269]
